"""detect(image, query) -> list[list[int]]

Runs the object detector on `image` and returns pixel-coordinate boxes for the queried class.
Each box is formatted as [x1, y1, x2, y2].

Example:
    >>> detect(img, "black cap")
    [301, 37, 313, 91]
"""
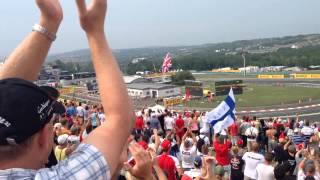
[0, 78, 55, 145]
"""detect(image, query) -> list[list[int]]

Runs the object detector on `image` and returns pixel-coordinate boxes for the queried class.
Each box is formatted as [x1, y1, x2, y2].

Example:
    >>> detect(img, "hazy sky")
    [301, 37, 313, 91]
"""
[1, 0, 320, 56]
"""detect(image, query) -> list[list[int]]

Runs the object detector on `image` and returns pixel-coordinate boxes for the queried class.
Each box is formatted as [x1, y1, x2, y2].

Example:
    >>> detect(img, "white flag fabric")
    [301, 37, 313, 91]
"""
[206, 88, 236, 133]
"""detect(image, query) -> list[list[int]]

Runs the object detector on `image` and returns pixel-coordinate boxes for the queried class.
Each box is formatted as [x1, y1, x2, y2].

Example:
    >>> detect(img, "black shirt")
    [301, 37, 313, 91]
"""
[230, 155, 244, 180]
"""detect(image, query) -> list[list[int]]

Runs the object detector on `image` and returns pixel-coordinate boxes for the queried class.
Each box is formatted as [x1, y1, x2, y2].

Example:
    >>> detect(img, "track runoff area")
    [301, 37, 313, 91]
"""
[186, 75, 320, 122]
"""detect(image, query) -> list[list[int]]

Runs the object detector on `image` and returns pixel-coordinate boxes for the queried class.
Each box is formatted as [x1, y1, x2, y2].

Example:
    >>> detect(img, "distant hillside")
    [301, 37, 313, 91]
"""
[47, 33, 320, 74]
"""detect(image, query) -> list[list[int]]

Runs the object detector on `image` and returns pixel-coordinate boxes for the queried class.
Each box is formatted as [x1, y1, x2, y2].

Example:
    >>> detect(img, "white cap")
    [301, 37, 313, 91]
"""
[54, 123, 62, 129]
[57, 134, 69, 145]
[294, 128, 300, 133]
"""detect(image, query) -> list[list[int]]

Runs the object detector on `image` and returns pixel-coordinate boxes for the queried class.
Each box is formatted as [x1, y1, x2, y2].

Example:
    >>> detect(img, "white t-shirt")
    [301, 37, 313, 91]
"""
[200, 116, 210, 134]
[184, 169, 202, 179]
[76, 106, 85, 117]
[180, 144, 197, 169]
[245, 127, 259, 142]
[98, 113, 106, 123]
[301, 126, 314, 135]
[164, 117, 174, 130]
[256, 163, 274, 180]
[242, 152, 264, 179]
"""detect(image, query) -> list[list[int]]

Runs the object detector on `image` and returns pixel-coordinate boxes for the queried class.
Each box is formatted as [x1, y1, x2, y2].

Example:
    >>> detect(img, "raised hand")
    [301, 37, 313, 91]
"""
[75, 0, 107, 34]
[36, 0, 63, 28]
[123, 143, 154, 179]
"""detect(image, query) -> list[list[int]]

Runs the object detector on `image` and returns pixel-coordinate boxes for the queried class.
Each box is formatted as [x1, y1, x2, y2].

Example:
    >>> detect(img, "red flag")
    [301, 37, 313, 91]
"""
[162, 53, 172, 73]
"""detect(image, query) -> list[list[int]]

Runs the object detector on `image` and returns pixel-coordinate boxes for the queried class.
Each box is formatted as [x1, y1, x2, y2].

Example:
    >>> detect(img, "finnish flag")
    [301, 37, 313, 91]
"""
[206, 88, 236, 133]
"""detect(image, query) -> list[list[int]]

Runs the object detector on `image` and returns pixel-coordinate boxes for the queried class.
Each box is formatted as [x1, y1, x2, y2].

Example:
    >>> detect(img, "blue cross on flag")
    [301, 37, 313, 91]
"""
[206, 88, 236, 133]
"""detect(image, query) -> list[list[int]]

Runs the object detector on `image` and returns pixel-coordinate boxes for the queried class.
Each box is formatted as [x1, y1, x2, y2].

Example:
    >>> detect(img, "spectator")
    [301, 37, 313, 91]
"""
[213, 134, 231, 179]
[242, 142, 265, 180]
[256, 152, 275, 180]
[0, 0, 135, 179]
[180, 130, 197, 171]
[158, 139, 182, 180]
[230, 146, 244, 180]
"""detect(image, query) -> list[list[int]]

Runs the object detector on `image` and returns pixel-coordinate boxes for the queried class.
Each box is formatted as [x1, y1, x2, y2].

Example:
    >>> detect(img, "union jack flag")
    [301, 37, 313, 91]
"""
[162, 53, 172, 73]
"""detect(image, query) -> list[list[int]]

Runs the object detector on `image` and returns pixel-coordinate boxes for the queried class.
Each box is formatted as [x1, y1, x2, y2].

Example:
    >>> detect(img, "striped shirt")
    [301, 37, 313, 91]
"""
[291, 134, 304, 145]
[0, 144, 110, 180]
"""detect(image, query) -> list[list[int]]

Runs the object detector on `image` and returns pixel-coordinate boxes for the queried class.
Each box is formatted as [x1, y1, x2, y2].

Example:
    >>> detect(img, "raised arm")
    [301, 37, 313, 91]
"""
[0, 0, 63, 81]
[76, 0, 135, 176]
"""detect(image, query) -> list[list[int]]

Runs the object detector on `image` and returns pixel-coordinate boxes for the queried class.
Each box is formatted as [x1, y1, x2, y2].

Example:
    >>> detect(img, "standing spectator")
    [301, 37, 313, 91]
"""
[175, 115, 186, 144]
[164, 113, 175, 136]
[229, 121, 239, 146]
[76, 102, 85, 119]
[98, 107, 106, 124]
[256, 152, 275, 180]
[245, 124, 258, 151]
[180, 130, 197, 171]
[230, 146, 244, 180]
[292, 128, 304, 146]
[150, 113, 161, 130]
[135, 113, 144, 135]
[189, 114, 199, 136]
[240, 117, 250, 148]
[0, 0, 135, 178]
[301, 120, 314, 146]
[158, 140, 181, 180]
[242, 142, 265, 180]
[213, 134, 231, 179]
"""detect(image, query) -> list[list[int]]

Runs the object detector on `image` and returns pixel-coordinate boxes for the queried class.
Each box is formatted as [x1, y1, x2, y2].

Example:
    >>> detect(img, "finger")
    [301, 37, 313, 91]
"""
[75, 0, 87, 15]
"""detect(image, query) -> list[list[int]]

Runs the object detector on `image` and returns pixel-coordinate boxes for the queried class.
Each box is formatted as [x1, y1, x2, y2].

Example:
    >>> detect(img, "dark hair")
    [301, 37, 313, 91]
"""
[264, 152, 273, 162]
[305, 120, 310, 126]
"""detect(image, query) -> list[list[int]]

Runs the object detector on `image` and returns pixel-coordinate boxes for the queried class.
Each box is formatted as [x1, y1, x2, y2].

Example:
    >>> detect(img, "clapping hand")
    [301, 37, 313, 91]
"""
[76, 0, 107, 34]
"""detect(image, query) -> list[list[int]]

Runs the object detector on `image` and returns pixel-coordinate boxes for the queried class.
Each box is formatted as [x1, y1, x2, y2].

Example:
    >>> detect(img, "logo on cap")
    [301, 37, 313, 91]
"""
[0, 116, 11, 127]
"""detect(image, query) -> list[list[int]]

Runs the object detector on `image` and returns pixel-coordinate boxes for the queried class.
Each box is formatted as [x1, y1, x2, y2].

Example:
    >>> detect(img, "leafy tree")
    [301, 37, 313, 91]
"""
[172, 71, 195, 85]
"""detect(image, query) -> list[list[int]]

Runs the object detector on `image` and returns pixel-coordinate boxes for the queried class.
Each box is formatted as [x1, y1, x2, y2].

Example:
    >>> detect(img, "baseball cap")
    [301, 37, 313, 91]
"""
[294, 128, 300, 133]
[0, 78, 55, 145]
[194, 156, 202, 168]
[57, 134, 69, 145]
[161, 139, 171, 150]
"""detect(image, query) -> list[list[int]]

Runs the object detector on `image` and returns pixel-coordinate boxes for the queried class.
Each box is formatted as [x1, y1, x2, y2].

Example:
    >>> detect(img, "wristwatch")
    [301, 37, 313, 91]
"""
[32, 24, 56, 41]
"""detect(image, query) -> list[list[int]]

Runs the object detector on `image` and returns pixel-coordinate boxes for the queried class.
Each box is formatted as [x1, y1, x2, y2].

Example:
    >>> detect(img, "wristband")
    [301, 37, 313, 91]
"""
[32, 24, 56, 41]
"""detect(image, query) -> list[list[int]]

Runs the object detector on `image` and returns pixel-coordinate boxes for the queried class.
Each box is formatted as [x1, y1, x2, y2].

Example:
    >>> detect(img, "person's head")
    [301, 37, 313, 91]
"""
[0, 78, 56, 169]
[305, 163, 316, 177]
[218, 135, 224, 144]
[251, 142, 259, 152]
[70, 126, 80, 136]
[78, 102, 82, 107]
[57, 134, 68, 147]
[288, 145, 296, 156]
[264, 152, 273, 164]
[184, 138, 193, 149]
[161, 139, 171, 153]
[231, 146, 239, 155]
[60, 118, 68, 127]
[305, 120, 310, 127]
[194, 156, 202, 169]
[214, 165, 225, 179]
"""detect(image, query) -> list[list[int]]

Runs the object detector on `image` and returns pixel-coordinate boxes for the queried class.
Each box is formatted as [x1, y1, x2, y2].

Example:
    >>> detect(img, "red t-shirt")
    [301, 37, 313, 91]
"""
[229, 123, 238, 136]
[175, 118, 185, 130]
[214, 140, 231, 166]
[135, 117, 144, 130]
[158, 153, 177, 180]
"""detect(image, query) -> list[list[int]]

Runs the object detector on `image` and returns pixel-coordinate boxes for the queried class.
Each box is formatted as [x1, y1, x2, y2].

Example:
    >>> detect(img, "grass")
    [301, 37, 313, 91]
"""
[180, 84, 320, 109]
[193, 70, 320, 81]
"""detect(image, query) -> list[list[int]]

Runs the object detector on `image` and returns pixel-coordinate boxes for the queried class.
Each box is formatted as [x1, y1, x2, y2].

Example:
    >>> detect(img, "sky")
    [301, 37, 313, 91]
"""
[1, 0, 320, 56]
